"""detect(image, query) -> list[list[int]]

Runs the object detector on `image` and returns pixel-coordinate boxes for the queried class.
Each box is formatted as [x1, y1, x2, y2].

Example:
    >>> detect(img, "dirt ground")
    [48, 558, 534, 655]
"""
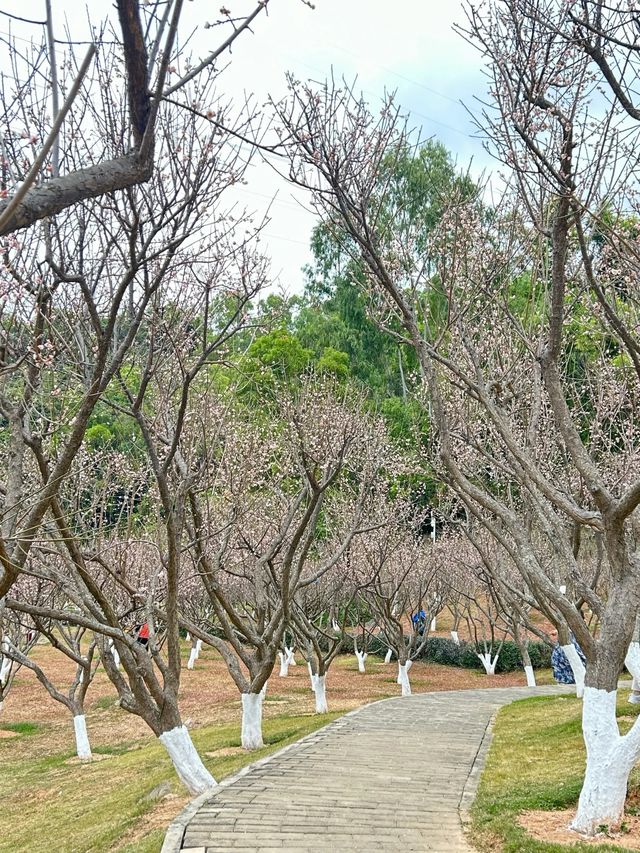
[0, 635, 538, 759]
[519, 810, 640, 850]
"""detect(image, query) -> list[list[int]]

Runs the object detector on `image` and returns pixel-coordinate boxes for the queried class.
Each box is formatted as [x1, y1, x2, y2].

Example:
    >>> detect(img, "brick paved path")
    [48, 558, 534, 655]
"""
[163, 685, 570, 853]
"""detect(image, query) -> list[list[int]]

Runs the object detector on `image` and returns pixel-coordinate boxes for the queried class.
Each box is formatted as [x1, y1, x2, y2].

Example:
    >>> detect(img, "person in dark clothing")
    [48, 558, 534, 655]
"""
[550, 628, 586, 684]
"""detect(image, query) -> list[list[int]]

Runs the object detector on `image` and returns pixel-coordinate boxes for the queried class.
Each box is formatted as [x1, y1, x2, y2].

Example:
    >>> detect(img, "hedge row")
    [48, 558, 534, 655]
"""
[196, 629, 552, 673]
[368, 635, 552, 673]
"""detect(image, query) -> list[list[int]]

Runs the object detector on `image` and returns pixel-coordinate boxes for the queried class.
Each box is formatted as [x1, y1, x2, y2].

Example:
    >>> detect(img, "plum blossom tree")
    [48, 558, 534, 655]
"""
[178, 380, 395, 746]
[0, 88, 269, 791]
[291, 566, 359, 713]
[3, 604, 100, 761]
[350, 514, 446, 697]
[0, 1, 274, 236]
[274, 14, 640, 828]
[0, 589, 38, 712]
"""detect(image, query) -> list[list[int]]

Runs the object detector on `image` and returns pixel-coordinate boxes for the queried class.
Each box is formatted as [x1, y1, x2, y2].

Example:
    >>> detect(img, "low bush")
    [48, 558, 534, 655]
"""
[370, 636, 551, 672]
[436, 638, 551, 672]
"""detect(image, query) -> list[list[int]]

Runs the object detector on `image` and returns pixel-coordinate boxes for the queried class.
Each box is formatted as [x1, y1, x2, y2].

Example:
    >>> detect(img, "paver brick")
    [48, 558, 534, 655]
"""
[172, 685, 572, 853]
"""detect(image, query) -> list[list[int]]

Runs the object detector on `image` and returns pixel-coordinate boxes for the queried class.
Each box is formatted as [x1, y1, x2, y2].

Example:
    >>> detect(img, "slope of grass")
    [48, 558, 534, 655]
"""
[0, 712, 339, 853]
[471, 690, 640, 852]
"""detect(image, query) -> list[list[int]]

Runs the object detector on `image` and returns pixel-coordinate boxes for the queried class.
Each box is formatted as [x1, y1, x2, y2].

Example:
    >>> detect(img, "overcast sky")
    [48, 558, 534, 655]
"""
[1, 1, 493, 292]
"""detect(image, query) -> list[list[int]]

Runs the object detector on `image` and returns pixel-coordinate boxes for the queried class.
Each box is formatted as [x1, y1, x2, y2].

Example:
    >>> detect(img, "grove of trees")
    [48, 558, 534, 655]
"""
[3, 0, 640, 844]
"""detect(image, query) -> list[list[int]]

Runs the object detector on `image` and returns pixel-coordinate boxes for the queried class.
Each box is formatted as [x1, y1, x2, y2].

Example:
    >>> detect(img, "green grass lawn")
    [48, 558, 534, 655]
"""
[471, 689, 640, 852]
[0, 711, 340, 853]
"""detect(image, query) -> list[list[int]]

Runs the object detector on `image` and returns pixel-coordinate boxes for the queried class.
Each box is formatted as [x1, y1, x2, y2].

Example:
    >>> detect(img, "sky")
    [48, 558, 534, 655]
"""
[1, 0, 493, 293]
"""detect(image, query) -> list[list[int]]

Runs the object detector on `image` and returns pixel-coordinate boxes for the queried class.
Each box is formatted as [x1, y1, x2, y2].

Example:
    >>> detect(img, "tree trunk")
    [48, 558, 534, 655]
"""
[108, 640, 120, 670]
[398, 663, 412, 696]
[520, 642, 536, 687]
[477, 651, 499, 675]
[625, 643, 640, 704]
[563, 643, 586, 698]
[278, 651, 289, 677]
[285, 646, 297, 666]
[355, 650, 367, 673]
[187, 639, 199, 670]
[159, 725, 217, 793]
[73, 714, 92, 761]
[396, 658, 412, 683]
[384, 648, 393, 663]
[451, 630, 460, 646]
[571, 688, 640, 835]
[241, 692, 264, 749]
[312, 674, 328, 713]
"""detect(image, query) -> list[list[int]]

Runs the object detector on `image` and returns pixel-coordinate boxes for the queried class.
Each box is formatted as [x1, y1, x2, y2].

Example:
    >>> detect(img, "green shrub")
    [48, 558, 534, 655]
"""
[368, 633, 392, 657]
[458, 640, 551, 673]
[387, 637, 552, 672]
[422, 636, 467, 667]
[355, 634, 552, 671]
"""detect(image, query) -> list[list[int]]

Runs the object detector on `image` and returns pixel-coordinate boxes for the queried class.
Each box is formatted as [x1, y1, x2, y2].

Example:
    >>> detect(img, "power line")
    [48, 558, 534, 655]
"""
[327, 41, 463, 106]
[285, 55, 472, 139]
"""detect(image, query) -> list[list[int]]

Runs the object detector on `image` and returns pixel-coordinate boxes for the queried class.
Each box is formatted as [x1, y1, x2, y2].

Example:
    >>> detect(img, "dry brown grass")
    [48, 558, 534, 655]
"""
[1, 636, 537, 757]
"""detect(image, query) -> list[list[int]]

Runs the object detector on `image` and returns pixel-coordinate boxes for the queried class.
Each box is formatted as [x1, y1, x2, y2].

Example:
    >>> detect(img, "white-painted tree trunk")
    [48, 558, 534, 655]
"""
[108, 640, 120, 670]
[187, 639, 203, 670]
[285, 646, 297, 666]
[451, 630, 460, 645]
[187, 646, 197, 670]
[398, 663, 412, 696]
[397, 658, 413, 682]
[278, 651, 289, 677]
[355, 650, 367, 673]
[0, 657, 11, 686]
[430, 616, 437, 632]
[524, 664, 536, 687]
[159, 725, 217, 793]
[563, 643, 586, 698]
[73, 714, 92, 761]
[384, 648, 393, 663]
[312, 674, 328, 713]
[625, 643, 640, 704]
[307, 662, 316, 689]
[477, 651, 499, 675]
[241, 692, 264, 750]
[570, 687, 640, 835]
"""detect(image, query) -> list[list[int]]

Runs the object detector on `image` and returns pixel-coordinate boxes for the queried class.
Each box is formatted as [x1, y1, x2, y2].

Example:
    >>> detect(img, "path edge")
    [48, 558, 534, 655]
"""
[162, 684, 575, 852]
[458, 709, 496, 836]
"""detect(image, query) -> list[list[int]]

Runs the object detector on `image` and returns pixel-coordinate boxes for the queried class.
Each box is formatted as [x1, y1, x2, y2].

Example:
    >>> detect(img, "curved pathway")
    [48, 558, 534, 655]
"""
[163, 685, 571, 853]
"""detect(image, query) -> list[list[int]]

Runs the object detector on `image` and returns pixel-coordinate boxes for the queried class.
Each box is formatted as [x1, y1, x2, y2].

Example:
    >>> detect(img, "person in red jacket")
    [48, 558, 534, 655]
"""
[135, 622, 149, 647]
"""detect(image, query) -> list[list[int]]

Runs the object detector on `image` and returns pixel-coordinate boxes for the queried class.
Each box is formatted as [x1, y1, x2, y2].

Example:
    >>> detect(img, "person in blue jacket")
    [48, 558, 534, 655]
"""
[550, 628, 586, 684]
[411, 610, 426, 635]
